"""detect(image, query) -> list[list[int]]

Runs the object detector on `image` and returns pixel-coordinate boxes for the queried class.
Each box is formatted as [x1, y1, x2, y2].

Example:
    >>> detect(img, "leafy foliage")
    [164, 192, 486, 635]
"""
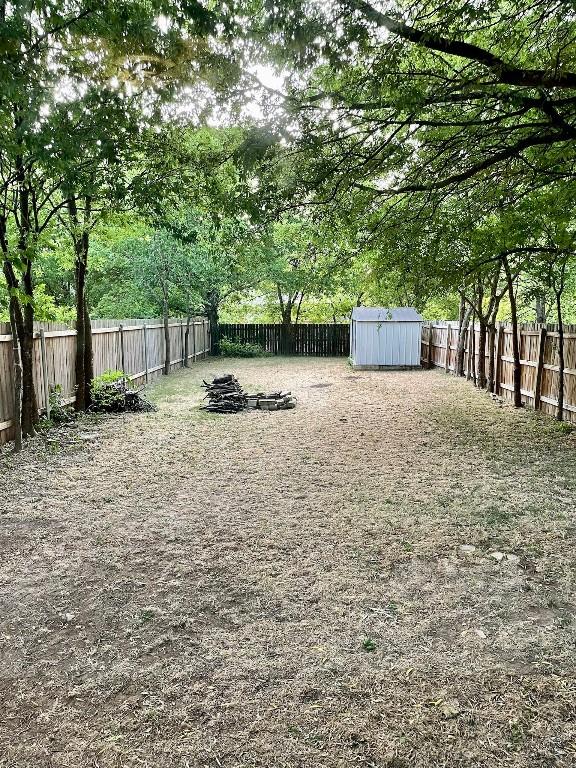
[219, 336, 268, 357]
[90, 371, 128, 412]
[47, 386, 75, 425]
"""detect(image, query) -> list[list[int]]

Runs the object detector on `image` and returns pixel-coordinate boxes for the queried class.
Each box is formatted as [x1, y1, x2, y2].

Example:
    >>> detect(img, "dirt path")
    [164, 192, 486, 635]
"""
[2, 357, 576, 767]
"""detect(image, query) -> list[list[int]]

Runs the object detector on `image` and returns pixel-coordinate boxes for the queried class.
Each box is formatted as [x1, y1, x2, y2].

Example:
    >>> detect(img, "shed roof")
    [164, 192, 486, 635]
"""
[351, 307, 423, 322]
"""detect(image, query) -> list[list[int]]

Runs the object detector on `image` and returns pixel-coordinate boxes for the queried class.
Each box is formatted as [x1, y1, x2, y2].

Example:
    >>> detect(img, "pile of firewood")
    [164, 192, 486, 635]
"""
[201, 374, 297, 413]
[201, 374, 247, 413]
[246, 391, 297, 410]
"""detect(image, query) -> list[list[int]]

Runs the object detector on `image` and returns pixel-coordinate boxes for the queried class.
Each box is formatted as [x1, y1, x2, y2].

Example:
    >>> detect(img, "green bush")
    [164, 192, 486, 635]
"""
[90, 370, 127, 412]
[219, 336, 267, 357]
[89, 370, 157, 413]
[38, 385, 75, 429]
[49, 385, 75, 423]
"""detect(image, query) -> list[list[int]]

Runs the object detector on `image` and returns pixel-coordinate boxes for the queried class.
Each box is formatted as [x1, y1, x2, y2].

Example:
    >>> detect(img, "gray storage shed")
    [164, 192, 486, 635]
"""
[350, 307, 423, 369]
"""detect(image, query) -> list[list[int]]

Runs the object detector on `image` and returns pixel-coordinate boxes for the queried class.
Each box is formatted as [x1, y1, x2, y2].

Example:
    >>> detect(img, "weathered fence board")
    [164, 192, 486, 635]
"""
[422, 321, 576, 423]
[218, 323, 350, 357]
[0, 318, 210, 444]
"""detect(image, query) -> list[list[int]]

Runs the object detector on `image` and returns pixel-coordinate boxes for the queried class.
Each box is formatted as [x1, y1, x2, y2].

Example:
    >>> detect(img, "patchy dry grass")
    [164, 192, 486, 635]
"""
[1, 358, 576, 767]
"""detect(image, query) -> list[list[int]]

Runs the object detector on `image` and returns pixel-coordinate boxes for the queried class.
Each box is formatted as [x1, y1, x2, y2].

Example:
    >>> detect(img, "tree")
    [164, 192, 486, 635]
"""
[0, 0, 232, 444]
[169, 211, 269, 353]
[255, 2, 576, 203]
[53, 88, 146, 410]
[250, 216, 362, 350]
[138, 230, 185, 375]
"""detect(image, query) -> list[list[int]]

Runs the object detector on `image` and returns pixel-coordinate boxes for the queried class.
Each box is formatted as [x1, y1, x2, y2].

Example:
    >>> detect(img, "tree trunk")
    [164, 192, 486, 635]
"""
[477, 319, 487, 389]
[14, 135, 38, 436]
[2, 260, 24, 445]
[1, 221, 25, 446]
[535, 296, 546, 324]
[8, 298, 22, 452]
[74, 249, 89, 409]
[456, 306, 472, 377]
[487, 323, 496, 393]
[163, 296, 170, 375]
[76, 277, 94, 409]
[20, 262, 38, 436]
[282, 320, 294, 354]
[458, 292, 465, 329]
[294, 292, 305, 324]
[470, 313, 476, 386]
[84, 300, 93, 398]
[280, 305, 294, 355]
[556, 291, 565, 421]
[205, 290, 220, 355]
[276, 286, 293, 355]
[184, 310, 191, 368]
[75, 263, 86, 407]
[71, 198, 93, 410]
[486, 292, 505, 394]
[503, 256, 522, 407]
[19, 313, 37, 436]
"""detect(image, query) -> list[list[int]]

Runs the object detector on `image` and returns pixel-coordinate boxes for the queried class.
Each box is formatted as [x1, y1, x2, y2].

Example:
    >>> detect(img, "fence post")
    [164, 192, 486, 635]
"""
[180, 319, 185, 367]
[39, 329, 51, 419]
[427, 324, 433, 369]
[119, 324, 126, 373]
[206, 319, 209, 358]
[143, 323, 149, 383]
[192, 319, 197, 362]
[444, 324, 450, 373]
[534, 325, 547, 411]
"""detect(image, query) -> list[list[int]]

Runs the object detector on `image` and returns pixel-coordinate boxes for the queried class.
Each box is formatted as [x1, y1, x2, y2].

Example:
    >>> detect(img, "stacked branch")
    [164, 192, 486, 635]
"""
[246, 391, 297, 410]
[201, 374, 247, 413]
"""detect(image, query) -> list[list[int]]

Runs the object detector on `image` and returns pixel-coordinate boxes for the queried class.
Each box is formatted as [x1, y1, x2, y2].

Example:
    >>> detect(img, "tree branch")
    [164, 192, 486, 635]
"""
[348, 0, 576, 89]
[353, 130, 574, 195]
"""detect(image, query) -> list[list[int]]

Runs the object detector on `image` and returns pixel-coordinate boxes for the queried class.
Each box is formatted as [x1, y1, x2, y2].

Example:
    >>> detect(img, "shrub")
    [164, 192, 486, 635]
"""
[89, 370, 156, 413]
[90, 370, 128, 412]
[49, 385, 75, 423]
[93, 369, 125, 384]
[38, 385, 75, 429]
[219, 336, 267, 358]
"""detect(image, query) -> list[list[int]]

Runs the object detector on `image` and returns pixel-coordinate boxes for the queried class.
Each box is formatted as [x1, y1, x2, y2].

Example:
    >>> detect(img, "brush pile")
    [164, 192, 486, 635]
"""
[90, 376, 157, 413]
[201, 374, 247, 413]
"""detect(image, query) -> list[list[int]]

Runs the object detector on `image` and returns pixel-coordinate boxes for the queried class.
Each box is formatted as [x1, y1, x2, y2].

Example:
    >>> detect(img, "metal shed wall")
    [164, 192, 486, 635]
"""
[350, 307, 423, 368]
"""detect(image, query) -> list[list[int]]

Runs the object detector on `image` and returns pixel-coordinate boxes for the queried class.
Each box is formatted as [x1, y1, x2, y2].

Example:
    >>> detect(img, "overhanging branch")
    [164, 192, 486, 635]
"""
[348, 0, 576, 89]
[352, 130, 574, 195]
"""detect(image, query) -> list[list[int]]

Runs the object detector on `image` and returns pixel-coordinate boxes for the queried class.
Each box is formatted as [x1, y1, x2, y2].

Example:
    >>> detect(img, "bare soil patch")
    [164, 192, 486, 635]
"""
[1, 357, 576, 767]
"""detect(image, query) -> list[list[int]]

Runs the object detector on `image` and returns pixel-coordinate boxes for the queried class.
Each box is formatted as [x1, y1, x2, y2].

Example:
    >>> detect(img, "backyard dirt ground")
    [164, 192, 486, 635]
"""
[1, 357, 576, 768]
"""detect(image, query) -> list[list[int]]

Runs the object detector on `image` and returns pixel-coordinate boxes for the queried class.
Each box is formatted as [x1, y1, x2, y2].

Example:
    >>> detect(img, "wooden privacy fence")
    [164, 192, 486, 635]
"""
[0, 317, 210, 445]
[421, 321, 576, 423]
[218, 323, 350, 356]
